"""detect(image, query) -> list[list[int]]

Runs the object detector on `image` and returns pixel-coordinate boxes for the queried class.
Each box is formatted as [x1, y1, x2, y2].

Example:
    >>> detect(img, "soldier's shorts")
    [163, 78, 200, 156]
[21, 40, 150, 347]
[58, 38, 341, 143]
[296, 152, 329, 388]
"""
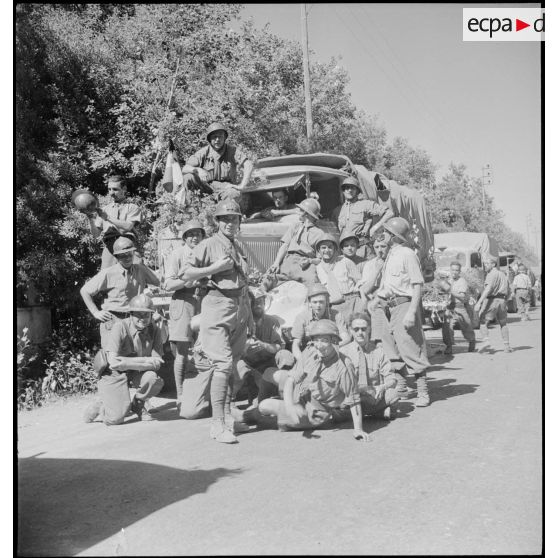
[360, 388, 399, 416]
[276, 399, 333, 430]
[481, 298, 507, 324]
[180, 349, 213, 419]
[280, 253, 318, 287]
[168, 290, 198, 343]
[99, 312, 128, 351]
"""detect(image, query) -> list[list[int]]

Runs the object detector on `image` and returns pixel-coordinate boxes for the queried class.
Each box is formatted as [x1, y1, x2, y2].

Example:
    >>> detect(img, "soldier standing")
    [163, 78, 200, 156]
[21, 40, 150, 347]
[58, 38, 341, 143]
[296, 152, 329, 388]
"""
[512, 263, 533, 321]
[180, 199, 252, 444]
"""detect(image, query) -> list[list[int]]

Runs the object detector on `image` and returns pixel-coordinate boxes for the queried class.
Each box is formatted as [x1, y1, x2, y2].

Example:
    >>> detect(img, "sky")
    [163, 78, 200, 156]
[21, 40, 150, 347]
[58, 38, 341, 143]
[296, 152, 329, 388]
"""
[238, 3, 542, 254]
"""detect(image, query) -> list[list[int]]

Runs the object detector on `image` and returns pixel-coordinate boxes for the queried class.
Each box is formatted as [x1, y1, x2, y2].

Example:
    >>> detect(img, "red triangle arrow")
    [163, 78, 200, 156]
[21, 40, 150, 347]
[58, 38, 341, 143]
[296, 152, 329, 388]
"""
[516, 19, 530, 31]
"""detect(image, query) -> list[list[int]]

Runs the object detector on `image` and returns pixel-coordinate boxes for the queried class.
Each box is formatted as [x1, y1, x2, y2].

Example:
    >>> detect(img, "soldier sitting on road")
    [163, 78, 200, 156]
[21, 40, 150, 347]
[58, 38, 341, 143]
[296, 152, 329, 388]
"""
[291, 283, 351, 361]
[84, 175, 142, 269]
[84, 294, 165, 425]
[332, 175, 393, 258]
[178, 123, 254, 211]
[258, 319, 372, 441]
[340, 313, 400, 421]
[80, 236, 159, 350]
[268, 198, 325, 286]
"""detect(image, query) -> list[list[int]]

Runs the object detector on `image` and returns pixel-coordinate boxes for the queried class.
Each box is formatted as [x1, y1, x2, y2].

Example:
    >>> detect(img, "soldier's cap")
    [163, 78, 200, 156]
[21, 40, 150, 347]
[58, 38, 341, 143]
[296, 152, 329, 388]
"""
[214, 199, 242, 218]
[275, 349, 296, 370]
[126, 293, 155, 313]
[339, 230, 360, 246]
[341, 176, 361, 192]
[306, 283, 330, 300]
[71, 188, 96, 204]
[316, 232, 339, 251]
[249, 286, 266, 300]
[181, 220, 206, 238]
[307, 319, 340, 341]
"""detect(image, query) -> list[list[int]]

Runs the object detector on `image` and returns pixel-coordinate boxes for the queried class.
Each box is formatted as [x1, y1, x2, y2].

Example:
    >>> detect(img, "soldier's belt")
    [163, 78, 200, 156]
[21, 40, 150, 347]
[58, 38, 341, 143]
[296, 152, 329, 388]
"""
[207, 286, 247, 298]
[384, 295, 412, 308]
[487, 294, 506, 299]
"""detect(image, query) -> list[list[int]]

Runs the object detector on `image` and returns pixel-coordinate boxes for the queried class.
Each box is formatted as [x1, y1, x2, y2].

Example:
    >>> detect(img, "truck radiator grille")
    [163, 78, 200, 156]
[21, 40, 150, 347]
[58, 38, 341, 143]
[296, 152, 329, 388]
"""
[238, 238, 282, 273]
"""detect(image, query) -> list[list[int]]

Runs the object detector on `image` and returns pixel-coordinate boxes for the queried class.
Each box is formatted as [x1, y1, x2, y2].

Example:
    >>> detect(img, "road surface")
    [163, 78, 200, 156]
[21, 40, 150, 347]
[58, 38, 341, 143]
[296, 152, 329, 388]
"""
[18, 309, 542, 555]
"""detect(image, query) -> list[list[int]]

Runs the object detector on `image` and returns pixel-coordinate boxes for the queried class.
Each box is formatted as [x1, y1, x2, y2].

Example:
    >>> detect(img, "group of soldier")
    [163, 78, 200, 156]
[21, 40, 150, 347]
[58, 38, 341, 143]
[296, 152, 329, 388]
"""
[78, 123, 535, 444]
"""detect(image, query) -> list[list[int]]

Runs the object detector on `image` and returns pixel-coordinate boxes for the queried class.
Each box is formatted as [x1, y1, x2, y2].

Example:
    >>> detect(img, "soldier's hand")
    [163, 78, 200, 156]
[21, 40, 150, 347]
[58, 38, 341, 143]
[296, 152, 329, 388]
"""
[402, 312, 415, 329]
[94, 310, 113, 322]
[211, 256, 234, 274]
[96, 208, 108, 221]
[268, 264, 280, 274]
[300, 258, 311, 270]
[197, 168, 210, 183]
[353, 430, 372, 442]
[111, 357, 128, 371]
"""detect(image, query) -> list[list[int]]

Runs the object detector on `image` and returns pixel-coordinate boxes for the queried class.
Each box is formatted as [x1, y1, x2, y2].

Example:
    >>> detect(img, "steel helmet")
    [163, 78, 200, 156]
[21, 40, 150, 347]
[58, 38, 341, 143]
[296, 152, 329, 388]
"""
[341, 176, 361, 192]
[316, 232, 339, 251]
[307, 319, 340, 341]
[296, 198, 321, 220]
[71, 189, 98, 213]
[339, 230, 359, 247]
[306, 283, 330, 300]
[112, 236, 136, 255]
[128, 293, 155, 313]
[214, 199, 242, 218]
[383, 216, 410, 242]
[206, 122, 228, 142]
[249, 286, 266, 300]
[181, 220, 206, 239]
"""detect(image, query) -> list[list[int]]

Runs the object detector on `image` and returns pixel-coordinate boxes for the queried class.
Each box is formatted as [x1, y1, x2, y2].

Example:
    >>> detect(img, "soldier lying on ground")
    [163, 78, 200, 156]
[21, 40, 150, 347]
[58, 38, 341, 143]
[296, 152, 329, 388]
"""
[83, 294, 165, 425]
[258, 319, 372, 441]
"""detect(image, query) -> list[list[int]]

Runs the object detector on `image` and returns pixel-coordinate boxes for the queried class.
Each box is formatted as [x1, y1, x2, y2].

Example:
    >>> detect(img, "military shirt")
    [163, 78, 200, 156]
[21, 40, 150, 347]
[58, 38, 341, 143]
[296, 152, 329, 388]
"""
[448, 276, 471, 307]
[512, 272, 532, 290]
[83, 263, 159, 311]
[484, 268, 510, 297]
[291, 307, 349, 343]
[378, 244, 423, 298]
[281, 222, 323, 257]
[316, 256, 361, 296]
[340, 340, 393, 391]
[289, 346, 360, 409]
[333, 199, 387, 237]
[361, 257, 384, 286]
[186, 144, 248, 184]
[184, 231, 249, 290]
[95, 201, 142, 239]
[104, 317, 163, 359]
[164, 244, 196, 289]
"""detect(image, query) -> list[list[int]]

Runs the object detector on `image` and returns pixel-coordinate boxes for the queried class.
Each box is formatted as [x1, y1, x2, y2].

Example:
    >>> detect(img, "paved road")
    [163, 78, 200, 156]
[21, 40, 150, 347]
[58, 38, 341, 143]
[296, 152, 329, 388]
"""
[18, 309, 542, 556]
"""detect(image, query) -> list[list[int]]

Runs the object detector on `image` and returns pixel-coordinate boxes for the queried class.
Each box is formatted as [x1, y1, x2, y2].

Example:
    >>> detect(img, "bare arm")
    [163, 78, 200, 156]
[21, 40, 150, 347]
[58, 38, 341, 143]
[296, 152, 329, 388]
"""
[269, 243, 289, 273]
[80, 287, 112, 322]
[368, 207, 394, 237]
[181, 257, 233, 283]
[292, 339, 303, 361]
[87, 215, 103, 239]
[96, 209, 136, 234]
[237, 160, 254, 190]
[402, 283, 422, 329]
[107, 352, 164, 372]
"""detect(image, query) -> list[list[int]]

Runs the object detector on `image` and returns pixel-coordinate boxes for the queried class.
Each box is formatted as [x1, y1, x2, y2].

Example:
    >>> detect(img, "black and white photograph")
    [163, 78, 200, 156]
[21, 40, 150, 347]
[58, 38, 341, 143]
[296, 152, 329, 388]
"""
[16, 3, 544, 556]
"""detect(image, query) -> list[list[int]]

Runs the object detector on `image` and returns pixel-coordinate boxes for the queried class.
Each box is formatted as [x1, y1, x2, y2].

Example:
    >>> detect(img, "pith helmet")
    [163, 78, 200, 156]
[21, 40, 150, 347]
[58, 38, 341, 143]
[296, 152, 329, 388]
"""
[383, 216, 410, 242]
[128, 293, 155, 313]
[181, 220, 206, 239]
[307, 319, 340, 341]
[112, 236, 136, 255]
[341, 176, 361, 192]
[339, 230, 359, 246]
[71, 189, 98, 212]
[306, 283, 330, 300]
[316, 232, 339, 251]
[296, 198, 321, 220]
[206, 122, 228, 141]
[214, 199, 242, 218]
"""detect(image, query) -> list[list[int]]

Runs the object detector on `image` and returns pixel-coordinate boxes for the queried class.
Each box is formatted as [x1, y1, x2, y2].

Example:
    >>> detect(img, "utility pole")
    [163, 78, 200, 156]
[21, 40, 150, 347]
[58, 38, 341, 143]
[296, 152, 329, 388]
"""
[301, 3, 313, 140]
[526, 214, 532, 250]
[481, 164, 492, 209]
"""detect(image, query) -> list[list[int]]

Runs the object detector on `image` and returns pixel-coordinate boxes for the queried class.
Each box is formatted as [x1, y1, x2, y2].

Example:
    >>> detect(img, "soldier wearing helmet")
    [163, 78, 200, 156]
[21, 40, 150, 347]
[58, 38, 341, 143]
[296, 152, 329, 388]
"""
[179, 122, 254, 210]
[163, 220, 207, 408]
[291, 283, 351, 361]
[258, 319, 372, 441]
[80, 236, 160, 350]
[370, 216, 432, 407]
[83, 293, 165, 425]
[180, 199, 253, 444]
[331, 175, 393, 258]
[268, 197, 325, 286]
[84, 175, 143, 269]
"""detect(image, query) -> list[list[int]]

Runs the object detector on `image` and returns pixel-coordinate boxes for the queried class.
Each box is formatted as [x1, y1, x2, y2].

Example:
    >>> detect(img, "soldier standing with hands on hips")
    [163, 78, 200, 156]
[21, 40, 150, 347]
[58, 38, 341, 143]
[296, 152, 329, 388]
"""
[180, 199, 253, 444]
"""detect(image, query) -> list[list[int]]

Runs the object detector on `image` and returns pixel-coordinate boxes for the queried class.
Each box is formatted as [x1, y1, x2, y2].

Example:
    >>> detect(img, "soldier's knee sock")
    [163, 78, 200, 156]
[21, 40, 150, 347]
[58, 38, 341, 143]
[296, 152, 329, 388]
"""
[501, 325, 510, 345]
[224, 374, 234, 415]
[479, 324, 488, 341]
[395, 372, 408, 394]
[416, 373, 429, 395]
[210, 371, 229, 419]
[174, 355, 187, 398]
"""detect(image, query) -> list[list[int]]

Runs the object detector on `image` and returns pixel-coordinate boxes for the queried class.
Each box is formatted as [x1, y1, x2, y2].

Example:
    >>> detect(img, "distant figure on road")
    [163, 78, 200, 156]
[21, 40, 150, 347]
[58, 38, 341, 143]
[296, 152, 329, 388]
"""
[475, 255, 512, 353]
[440, 261, 476, 354]
[84, 294, 165, 425]
[512, 264, 532, 321]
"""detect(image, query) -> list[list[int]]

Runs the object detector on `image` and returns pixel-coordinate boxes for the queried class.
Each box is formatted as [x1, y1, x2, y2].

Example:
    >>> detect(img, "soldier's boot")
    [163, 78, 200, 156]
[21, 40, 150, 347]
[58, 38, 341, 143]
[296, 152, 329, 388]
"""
[224, 412, 250, 434]
[395, 372, 413, 399]
[210, 418, 238, 444]
[468, 340, 476, 352]
[415, 375, 431, 407]
[83, 400, 103, 423]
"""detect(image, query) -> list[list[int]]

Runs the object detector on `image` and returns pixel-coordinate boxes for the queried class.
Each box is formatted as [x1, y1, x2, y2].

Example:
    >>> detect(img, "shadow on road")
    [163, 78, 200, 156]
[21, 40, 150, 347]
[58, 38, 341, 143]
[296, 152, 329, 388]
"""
[427, 378, 479, 403]
[17, 457, 242, 556]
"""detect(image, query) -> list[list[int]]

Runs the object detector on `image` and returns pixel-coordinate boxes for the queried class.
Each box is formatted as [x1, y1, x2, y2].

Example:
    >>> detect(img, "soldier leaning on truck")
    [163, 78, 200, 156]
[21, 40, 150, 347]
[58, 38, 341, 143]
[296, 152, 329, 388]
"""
[332, 175, 393, 258]
[475, 255, 512, 353]
[179, 123, 254, 211]
[86, 175, 142, 269]
[80, 236, 160, 350]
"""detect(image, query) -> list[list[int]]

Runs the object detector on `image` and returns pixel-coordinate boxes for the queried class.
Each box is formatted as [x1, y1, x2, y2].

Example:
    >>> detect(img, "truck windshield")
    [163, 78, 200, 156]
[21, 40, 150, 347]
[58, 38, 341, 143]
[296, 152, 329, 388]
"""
[434, 251, 466, 269]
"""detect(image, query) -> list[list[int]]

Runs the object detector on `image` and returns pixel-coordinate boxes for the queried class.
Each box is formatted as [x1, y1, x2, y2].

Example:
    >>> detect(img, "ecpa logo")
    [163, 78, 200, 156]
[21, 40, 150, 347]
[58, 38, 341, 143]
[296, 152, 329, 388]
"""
[463, 8, 544, 42]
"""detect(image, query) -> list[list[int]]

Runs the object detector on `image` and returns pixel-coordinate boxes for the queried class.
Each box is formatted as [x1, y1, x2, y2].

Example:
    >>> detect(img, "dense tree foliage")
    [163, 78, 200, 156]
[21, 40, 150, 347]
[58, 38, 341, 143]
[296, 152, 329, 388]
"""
[16, 3, 538, 317]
